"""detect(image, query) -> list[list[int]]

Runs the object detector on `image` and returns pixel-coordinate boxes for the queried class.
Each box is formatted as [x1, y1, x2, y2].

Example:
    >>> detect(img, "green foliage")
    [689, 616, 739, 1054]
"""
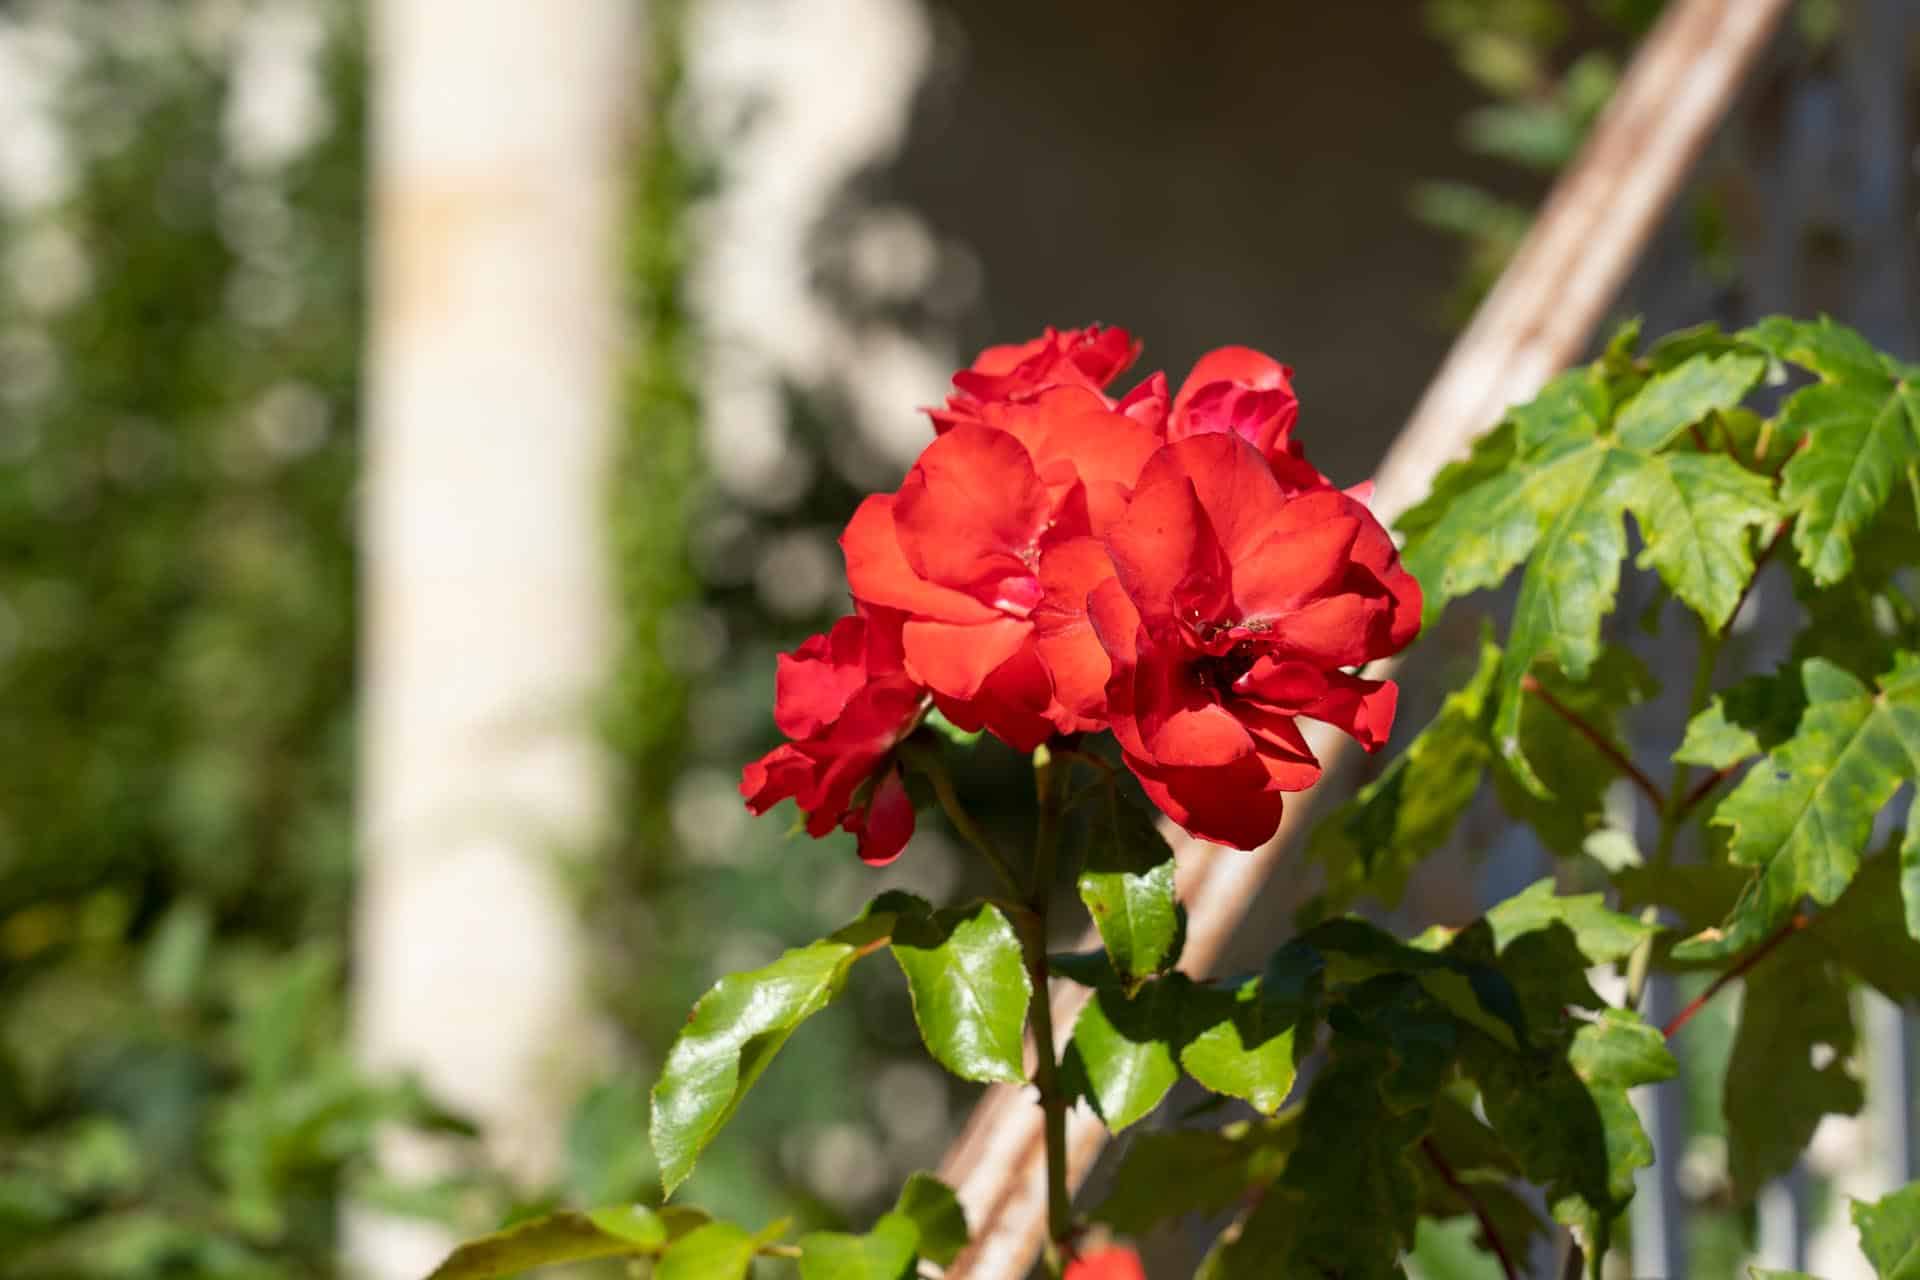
[1076, 785, 1182, 990]
[1681, 653, 1920, 958]
[651, 915, 892, 1195]
[1066, 979, 1188, 1133]
[1853, 1181, 1920, 1278]
[1723, 946, 1860, 1198]
[886, 898, 1032, 1084]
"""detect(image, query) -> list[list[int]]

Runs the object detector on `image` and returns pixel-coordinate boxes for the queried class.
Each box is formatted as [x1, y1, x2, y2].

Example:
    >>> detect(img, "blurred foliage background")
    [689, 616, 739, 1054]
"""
[0, 0, 1893, 1277]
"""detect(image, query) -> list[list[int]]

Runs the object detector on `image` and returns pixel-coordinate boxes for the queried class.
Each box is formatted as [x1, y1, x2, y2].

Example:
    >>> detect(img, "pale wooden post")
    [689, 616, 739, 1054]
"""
[351, 3, 640, 1275]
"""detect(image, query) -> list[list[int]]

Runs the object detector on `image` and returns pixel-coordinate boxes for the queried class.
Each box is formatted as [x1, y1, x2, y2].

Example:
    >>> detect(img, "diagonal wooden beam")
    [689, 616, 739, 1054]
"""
[933, 1, 1795, 1274]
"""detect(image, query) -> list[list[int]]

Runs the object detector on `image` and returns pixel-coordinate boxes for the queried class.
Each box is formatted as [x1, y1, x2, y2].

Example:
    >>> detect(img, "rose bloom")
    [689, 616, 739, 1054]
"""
[843, 389, 1161, 748]
[1042, 432, 1420, 849]
[739, 607, 928, 865]
[928, 324, 1141, 434]
[1065, 1246, 1147, 1280]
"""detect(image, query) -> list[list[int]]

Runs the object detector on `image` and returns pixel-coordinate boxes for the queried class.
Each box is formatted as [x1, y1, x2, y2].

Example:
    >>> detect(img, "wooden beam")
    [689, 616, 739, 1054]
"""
[933, 1, 1795, 1274]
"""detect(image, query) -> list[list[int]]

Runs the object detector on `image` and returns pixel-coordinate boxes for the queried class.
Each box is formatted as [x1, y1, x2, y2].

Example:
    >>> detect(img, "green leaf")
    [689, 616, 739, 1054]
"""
[1809, 845, 1920, 1002]
[1397, 420, 1517, 546]
[923, 706, 983, 747]
[1613, 351, 1763, 451]
[1512, 367, 1613, 454]
[798, 1215, 919, 1280]
[1724, 944, 1861, 1199]
[1745, 317, 1920, 586]
[891, 1173, 967, 1267]
[889, 900, 1031, 1084]
[1682, 653, 1920, 960]
[1491, 647, 1656, 849]
[657, 1221, 758, 1280]
[1310, 630, 1500, 910]
[1491, 441, 1640, 792]
[1675, 670, 1807, 768]
[1077, 787, 1181, 989]
[1618, 450, 1781, 628]
[1197, 1053, 1426, 1280]
[1067, 979, 1188, 1132]
[651, 918, 888, 1194]
[1093, 1116, 1297, 1234]
[426, 1206, 709, 1279]
[1466, 1008, 1674, 1263]
[1179, 946, 1320, 1115]
[1853, 1181, 1920, 1278]
[1482, 878, 1656, 964]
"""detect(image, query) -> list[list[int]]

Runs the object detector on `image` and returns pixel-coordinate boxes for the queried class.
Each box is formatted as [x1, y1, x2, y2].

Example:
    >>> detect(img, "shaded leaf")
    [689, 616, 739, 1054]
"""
[1682, 653, 1920, 960]
[1808, 845, 1920, 1003]
[1178, 946, 1320, 1115]
[1724, 944, 1861, 1199]
[1310, 630, 1500, 910]
[890, 900, 1031, 1084]
[651, 917, 889, 1194]
[1092, 1117, 1297, 1235]
[1077, 786, 1181, 989]
[1067, 979, 1189, 1132]
[891, 1173, 967, 1268]
[1675, 671, 1807, 768]
[1491, 647, 1656, 851]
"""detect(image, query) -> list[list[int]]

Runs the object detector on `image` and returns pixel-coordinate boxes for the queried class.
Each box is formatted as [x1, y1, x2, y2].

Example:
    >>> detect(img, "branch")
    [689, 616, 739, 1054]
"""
[1676, 759, 1746, 818]
[1662, 912, 1811, 1039]
[1521, 673, 1665, 809]
[1722, 518, 1791, 638]
[1421, 1138, 1520, 1280]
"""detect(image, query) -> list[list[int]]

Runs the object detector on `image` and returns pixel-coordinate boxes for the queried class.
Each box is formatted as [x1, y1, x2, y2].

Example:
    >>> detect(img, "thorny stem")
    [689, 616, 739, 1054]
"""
[1421, 1138, 1519, 1280]
[1662, 913, 1812, 1039]
[1520, 674, 1664, 809]
[1026, 747, 1073, 1277]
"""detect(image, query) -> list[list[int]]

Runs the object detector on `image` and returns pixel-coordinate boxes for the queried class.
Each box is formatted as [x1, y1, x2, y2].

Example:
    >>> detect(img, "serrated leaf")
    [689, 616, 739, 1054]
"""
[798, 1214, 918, 1280]
[1067, 979, 1188, 1132]
[1397, 420, 1517, 546]
[1512, 367, 1612, 454]
[1310, 630, 1500, 910]
[1198, 1054, 1426, 1279]
[1492, 647, 1656, 850]
[657, 1221, 758, 1280]
[1466, 1008, 1673, 1264]
[651, 918, 888, 1194]
[1675, 671, 1807, 768]
[1093, 1116, 1297, 1234]
[891, 1173, 967, 1267]
[1746, 317, 1920, 586]
[1077, 787, 1181, 988]
[1482, 878, 1655, 964]
[1178, 946, 1319, 1115]
[1613, 351, 1763, 451]
[1492, 442, 1640, 792]
[1724, 944, 1861, 1199]
[1809, 845, 1920, 1002]
[890, 900, 1031, 1084]
[1853, 1181, 1920, 1278]
[1619, 450, 1780, 628]
[427, 1206, 708, 1279]
[1683, 653, 1920, 960]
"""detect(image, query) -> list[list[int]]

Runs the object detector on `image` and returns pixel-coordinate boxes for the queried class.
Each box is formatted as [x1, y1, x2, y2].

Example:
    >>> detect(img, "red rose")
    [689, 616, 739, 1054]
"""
[929, 324, 1141, 434]
[1166, 346, 1335, 495]
[1052, 433, 1421, 849]
[739, 607, 928, 865]
[1065, 1246, 1147, 1280]
[843, 395, 1160, 746]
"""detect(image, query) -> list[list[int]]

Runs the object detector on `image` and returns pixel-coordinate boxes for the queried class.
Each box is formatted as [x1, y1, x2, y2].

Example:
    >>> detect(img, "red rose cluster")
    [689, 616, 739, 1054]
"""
[741, 326, 1421, 862]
